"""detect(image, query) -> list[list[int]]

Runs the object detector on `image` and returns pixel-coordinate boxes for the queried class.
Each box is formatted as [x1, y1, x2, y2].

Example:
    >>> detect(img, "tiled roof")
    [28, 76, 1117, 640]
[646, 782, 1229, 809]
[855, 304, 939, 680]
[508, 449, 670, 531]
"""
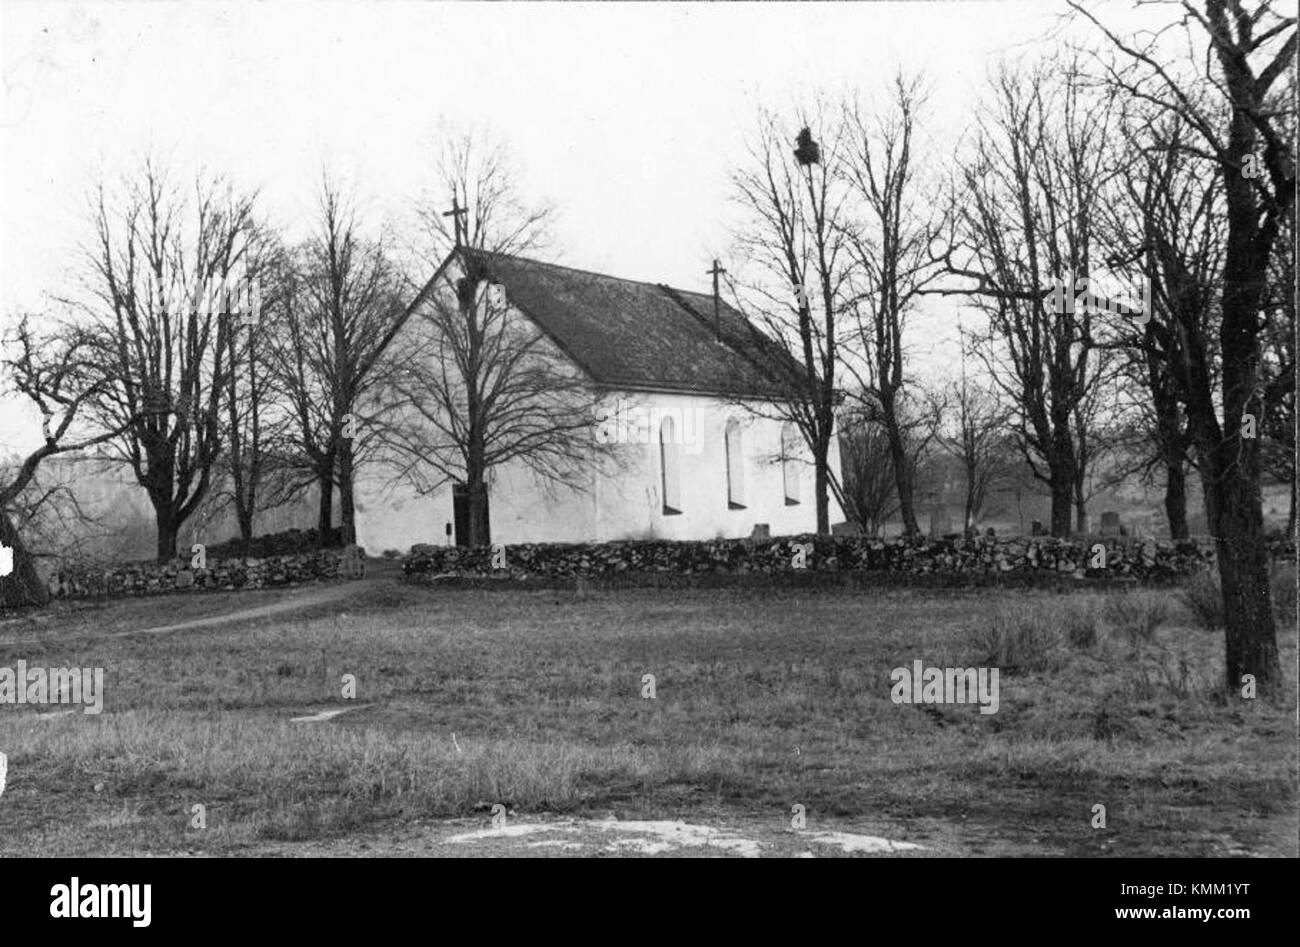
[458, 249, 797, 399]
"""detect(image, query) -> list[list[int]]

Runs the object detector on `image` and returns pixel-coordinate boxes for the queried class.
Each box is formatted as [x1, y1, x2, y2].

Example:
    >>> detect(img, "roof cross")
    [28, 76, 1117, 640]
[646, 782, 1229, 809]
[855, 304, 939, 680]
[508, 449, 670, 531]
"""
[443, 193, 468, 247]
[707, 259, 727, 334]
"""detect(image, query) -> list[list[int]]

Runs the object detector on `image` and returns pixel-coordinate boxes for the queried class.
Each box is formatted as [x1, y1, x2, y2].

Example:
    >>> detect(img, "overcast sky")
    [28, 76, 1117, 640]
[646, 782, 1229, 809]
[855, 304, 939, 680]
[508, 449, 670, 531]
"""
[0, 0, 1166, 450]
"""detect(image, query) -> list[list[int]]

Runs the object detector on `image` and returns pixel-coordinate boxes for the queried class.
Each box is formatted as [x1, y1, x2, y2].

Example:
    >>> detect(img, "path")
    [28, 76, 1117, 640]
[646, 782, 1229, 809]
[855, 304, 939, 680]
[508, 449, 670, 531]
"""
[0, 559, 404, 646]
[117, 581, 360, 638]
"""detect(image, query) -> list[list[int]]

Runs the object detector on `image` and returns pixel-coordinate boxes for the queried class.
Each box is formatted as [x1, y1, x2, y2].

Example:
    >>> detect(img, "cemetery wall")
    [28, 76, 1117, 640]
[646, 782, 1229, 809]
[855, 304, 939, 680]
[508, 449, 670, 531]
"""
[404, 533, 1296, 583]
[47, 548, 359, 601]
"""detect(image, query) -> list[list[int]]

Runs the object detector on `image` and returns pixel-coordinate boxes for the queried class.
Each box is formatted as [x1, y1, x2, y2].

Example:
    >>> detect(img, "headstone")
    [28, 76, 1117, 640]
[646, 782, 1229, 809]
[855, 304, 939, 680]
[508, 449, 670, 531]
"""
[1100, 511, 1122, 537]
[340, 544, 366, 580]
[750, 524, 771, 540]
[1031, 520, 1046, 536]
[928, 507, 953, 539]
[984, 527, 996, 539]
[831, 522, 861, 537]
[175, 569, 195, 589]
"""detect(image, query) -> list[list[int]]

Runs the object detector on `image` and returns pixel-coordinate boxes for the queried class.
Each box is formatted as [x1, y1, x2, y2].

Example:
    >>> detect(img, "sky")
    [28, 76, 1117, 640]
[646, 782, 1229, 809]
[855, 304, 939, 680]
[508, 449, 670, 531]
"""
[0, 0, 1167, 451]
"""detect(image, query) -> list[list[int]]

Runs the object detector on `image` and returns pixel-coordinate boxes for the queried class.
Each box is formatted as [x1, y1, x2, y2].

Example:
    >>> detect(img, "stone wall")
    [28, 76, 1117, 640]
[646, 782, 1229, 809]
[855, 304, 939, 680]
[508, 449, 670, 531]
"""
[403, 534, 1295, 583]
[48, 549, 357, 601]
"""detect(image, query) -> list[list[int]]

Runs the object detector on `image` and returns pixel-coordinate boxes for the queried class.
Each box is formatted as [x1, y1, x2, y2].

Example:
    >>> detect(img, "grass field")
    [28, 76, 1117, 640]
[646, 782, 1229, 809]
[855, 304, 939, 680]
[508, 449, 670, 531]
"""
[0, 574, 1295, 857]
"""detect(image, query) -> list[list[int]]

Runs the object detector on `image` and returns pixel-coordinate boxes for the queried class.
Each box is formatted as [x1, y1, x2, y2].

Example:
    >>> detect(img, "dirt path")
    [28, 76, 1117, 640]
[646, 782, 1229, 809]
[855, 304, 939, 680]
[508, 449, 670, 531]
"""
[0, 559, 403, 646]
[116, 582, 360, 638]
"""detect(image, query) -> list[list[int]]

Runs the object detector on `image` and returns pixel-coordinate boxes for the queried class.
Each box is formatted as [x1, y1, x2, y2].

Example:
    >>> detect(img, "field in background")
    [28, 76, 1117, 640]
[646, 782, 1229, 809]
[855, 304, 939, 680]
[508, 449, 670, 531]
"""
[0, 579, 1294, 857]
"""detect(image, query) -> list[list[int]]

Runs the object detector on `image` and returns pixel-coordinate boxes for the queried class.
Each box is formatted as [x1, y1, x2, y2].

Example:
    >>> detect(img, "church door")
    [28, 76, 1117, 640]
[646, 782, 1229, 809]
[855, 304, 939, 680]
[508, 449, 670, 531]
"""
[452, 483, 491, 547]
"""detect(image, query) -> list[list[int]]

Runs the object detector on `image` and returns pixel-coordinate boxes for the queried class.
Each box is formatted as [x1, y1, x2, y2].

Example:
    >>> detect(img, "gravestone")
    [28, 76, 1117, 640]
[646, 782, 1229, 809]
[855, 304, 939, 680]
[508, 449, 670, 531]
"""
[340, 544, 366, 580]
[831, 521, 861, 537]
[928, 507, 953, 539]
[175, 569, 195, 590]
[750, 524, 771, 540]
[1031, 520, 1046, 536]
[1100, 511, 1122, 537]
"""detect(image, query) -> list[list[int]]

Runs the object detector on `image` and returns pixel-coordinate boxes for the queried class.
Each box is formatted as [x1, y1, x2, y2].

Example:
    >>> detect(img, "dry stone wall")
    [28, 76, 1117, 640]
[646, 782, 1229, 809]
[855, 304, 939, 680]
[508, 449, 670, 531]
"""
[48, 549, 354, 601]
[403, 534, 1295, 583]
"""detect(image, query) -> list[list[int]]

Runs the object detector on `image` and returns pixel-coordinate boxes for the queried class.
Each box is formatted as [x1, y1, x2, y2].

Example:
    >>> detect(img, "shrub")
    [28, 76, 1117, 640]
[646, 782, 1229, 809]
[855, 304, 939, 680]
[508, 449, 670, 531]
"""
[1180, 564, 1296, 630]
[1061, 601, 1099, 650]
[1180, 569, 1224, 631]
[203, 527, 347, 559]
[964, 604, 1062, 673]
[1130, 653, 1201, 702]
[1103, 591, 1171, 646]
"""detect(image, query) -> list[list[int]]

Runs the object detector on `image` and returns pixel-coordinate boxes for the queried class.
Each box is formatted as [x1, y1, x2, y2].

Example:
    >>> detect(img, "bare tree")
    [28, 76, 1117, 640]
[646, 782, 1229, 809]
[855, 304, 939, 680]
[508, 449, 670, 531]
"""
[1, 318, 130, 605]
[840, 73, 943, 537]
[730, 105, 854, 533]
[937, 339, 1015, 534]
[265, 179, 408, 547]
[837, 407, 899, 537]
[933, 59, 1122, 538]
[213, 238, 291, 544]
[1072, 0, 1295, 693]
[380, 135, 610, 546]
[1259, 183, 1295, 533]
[1099, 106, 1226, 540]
[68, 160, 257, 562]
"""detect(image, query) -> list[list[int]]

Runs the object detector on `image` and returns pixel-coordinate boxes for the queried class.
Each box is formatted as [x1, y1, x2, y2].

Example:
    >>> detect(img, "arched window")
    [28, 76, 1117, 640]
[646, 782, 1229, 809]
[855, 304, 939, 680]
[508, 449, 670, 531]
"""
[660, 416, 682, 515]
[781, 422, 800, 505]
[725, 419, 745, 509]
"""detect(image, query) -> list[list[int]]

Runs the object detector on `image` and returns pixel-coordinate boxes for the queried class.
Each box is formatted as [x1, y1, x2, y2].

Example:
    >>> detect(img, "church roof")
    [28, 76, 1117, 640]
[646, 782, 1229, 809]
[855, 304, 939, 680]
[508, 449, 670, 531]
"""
[456, 248, 799, 400]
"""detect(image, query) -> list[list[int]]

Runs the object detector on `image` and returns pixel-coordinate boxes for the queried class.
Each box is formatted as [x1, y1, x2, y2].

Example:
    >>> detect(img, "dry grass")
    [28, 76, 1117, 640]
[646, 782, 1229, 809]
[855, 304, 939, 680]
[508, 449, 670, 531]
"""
[0, 579, 1295, 857]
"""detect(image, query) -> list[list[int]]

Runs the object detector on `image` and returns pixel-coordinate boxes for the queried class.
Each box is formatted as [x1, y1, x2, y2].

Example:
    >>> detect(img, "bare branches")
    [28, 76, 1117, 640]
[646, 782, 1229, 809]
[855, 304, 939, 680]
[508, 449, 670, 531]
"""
[840, 70, 942, 535]
[261, 176, 410, 544]
[65, 157, 262, 560]
[378, 135, 607, 545]
[729, 101, 854, 532]
[0, 316, 132, 509]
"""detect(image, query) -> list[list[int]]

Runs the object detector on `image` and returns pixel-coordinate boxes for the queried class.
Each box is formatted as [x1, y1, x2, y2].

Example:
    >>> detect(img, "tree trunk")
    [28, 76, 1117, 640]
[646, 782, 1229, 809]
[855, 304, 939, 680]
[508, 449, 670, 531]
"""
[338, 439, 356, 546]
[1209, 467, 1280, 695]
[154, 501, 178, 563]
[467, 481, 489, 547]
[316, 456, 335, 545]
[1074, 479, 1088, 535]
[465, 429, 491, 546]
[814, 450, 830, 535]
[1288, 479, 1296, 542]
[0, 508, 49, 608]
[964, 464, 977, 534]
[237, 507, 254, 545]
[883, 413, 919, 537]
[1046, 412, 1077, 538]
[1164, 461, 1189, 540]
[1049, 478, 1073, 538]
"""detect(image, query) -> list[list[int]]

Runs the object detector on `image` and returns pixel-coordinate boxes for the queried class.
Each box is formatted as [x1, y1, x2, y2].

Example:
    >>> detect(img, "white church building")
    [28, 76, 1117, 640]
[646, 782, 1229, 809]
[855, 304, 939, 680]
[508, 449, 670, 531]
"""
[353, 249, 843, 551]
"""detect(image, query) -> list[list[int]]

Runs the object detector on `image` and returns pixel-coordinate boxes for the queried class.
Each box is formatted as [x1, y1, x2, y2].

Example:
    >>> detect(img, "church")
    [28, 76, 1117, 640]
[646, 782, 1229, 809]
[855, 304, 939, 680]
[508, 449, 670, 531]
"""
[353, 248, 844, 552]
